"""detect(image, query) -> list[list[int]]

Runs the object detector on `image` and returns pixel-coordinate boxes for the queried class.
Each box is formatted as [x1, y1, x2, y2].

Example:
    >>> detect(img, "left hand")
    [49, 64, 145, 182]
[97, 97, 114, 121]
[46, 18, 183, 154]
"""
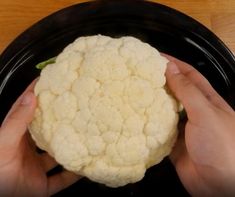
[0, 80, 80, 197]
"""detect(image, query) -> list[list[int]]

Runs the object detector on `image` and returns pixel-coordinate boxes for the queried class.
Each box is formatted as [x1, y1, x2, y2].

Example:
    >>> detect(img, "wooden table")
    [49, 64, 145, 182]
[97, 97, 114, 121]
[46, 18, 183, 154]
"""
[0, 0, 235, 54]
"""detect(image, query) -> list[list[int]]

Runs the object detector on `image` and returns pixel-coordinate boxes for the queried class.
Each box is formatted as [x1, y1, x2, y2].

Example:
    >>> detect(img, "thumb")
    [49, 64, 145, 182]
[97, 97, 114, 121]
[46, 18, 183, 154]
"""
[0, 91, 36, 146]
[165, 62, 212, 122]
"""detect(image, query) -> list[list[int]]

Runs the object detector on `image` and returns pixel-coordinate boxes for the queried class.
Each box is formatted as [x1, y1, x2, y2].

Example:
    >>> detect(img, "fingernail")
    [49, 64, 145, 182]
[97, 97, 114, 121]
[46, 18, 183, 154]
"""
[21, 92, 33, 105]
[167, 62, 180, 74]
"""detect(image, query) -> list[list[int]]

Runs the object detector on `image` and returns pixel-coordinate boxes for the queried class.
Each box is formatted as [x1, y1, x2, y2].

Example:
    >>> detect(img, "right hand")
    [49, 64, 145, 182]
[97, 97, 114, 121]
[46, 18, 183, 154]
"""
[165, 55, 235, 196]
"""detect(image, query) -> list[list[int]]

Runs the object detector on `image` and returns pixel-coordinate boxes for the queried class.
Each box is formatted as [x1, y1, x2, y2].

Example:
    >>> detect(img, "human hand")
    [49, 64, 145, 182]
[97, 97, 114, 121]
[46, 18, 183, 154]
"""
[0, 81, 80, 197]
[165, 55, 235, 196]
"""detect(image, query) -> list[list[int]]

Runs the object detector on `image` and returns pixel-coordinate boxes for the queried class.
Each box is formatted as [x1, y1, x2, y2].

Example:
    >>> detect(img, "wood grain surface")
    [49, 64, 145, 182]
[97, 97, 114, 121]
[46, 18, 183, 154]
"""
[0, 0, 235, 53]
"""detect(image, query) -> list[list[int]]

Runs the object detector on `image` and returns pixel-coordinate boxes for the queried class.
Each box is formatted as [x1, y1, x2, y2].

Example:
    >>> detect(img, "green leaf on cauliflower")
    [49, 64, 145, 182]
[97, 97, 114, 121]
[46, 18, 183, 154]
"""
[35, 57, 56, 70]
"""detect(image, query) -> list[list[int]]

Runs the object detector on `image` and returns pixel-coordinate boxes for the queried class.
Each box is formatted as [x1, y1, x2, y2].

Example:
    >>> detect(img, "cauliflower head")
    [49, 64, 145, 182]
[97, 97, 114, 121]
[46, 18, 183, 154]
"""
[29, 35, 179, 187]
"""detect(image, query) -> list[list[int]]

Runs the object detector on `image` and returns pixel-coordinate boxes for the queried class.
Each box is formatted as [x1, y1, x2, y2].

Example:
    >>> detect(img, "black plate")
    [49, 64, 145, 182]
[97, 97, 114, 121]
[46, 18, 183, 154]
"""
[0, 0, 235, 196]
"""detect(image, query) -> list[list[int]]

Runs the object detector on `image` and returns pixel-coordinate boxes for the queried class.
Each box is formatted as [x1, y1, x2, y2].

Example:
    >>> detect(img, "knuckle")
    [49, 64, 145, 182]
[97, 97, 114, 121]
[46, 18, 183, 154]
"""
[179, 76, 192, 89]
[183, 67, 196, 78]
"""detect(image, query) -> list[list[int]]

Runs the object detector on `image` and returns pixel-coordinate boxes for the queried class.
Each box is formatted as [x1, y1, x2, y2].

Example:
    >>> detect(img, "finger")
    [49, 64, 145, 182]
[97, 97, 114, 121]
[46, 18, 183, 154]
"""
[165, 61, 212, 123]
[170, 135, 186, 167]
[162, 54, 233, 113]
[166, 54, 232, 111]
[160, 53, 177, 63]
[0, 91, 37, 147]
[3, 79, 37, 122]
[161, 53, 193, 71]
[170, 143, 200, 195]
[170, 115, 186, 165]
[40, 153, 58, 172]
[48, 170, 81, 195]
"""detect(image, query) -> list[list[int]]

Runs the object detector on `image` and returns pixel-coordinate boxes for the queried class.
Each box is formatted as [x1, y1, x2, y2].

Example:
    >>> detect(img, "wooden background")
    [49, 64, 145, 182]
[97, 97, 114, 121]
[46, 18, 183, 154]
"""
[0, 0, 235, 54]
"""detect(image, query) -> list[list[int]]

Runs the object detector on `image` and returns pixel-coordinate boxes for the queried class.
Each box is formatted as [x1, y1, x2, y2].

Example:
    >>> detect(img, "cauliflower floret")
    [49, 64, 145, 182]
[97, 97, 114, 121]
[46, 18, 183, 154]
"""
[29, 35, 179, 188]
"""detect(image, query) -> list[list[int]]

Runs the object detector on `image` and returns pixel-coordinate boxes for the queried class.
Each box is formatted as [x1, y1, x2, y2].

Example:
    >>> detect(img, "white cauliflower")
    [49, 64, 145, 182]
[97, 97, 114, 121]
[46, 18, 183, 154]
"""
[29, 35, 179, 187]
